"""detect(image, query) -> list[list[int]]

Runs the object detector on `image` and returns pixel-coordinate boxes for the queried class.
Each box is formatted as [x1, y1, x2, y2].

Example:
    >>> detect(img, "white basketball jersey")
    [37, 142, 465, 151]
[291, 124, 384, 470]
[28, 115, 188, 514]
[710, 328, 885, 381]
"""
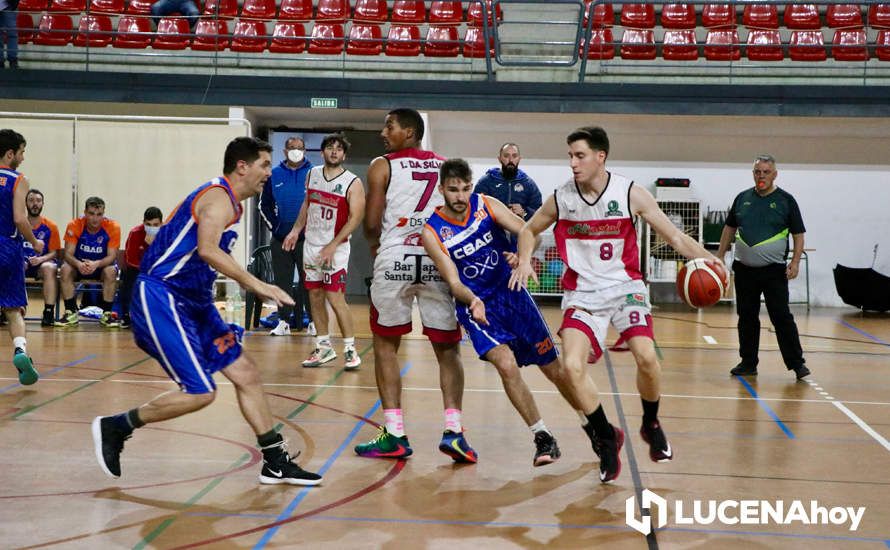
[378, 148, 446, 255]
[305, 166, 357, 247]
[553, 172, 642, 292]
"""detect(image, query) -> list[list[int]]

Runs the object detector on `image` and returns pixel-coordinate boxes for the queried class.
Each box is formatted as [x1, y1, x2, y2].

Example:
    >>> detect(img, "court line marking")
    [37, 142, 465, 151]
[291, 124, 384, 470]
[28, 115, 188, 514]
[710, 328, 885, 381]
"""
[0, 354, 95, 394]
[253, 361, 412, 549]
[838, 319, 890, 347]
[735, 377, 795, 439]
[803, 378, 890, 454]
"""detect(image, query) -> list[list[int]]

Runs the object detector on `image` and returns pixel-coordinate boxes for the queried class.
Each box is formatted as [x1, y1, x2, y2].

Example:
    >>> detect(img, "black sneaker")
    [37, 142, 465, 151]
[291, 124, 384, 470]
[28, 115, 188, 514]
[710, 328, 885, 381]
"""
[730, 363, 758, 376]
[259, 441, 323, 486]
[41, 309, 55, 327]
[593, 425, 624, 483]
[91, 416, 131, 478]
[640, 420, 673, 463]
[533, 431, 561, 467]
[119, 316, 132, 329]
[793, 365, 811, 380]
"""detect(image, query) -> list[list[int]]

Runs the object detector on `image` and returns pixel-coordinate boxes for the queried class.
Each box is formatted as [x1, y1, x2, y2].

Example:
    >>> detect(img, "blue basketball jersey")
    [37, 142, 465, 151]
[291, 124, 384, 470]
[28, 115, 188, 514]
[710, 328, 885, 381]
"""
[141, 177, 242, 300]
[425, 193, 514, 299]
[0, 166, 23, 239]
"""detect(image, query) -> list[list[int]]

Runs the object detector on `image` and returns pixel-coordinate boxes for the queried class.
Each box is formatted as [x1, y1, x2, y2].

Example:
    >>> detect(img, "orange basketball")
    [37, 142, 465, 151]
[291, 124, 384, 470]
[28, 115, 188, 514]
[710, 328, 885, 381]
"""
[676, 258, 727, 308]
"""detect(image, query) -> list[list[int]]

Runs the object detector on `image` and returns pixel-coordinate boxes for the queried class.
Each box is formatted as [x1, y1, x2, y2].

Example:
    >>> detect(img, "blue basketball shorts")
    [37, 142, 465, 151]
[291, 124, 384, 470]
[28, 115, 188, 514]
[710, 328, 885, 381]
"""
[456, 286, 558, 368]
[0, 237, 26, 308]
[131, 278, 243, 394]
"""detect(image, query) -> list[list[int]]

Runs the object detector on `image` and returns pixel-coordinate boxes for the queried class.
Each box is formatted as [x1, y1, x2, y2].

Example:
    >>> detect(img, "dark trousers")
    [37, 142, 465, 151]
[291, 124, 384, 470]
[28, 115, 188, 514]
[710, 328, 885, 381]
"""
[119, 265, 139, 320]
[733, 261, 805, 370]
[270, 236, 311, 328]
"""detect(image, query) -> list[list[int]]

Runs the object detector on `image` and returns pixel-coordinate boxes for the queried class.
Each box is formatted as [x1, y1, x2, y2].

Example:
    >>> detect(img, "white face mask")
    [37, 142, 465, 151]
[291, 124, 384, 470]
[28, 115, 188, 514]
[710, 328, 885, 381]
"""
[287, 149, 304, 164]
[145, 225, 161, 237]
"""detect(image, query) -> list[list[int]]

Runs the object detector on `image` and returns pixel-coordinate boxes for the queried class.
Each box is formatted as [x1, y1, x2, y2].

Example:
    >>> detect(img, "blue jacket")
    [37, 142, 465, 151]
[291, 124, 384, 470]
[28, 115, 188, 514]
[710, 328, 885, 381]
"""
[259, 159, 313, 241]
[474, 167, 542, 221]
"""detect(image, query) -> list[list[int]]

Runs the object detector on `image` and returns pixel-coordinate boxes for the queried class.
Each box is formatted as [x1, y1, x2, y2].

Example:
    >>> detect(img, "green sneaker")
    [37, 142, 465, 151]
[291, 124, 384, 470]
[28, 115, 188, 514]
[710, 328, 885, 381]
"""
[54, 310, 78, 327]
[100, 311, 120, 328]
[13, 351, 39, 386]
[354, 427, 413, 458]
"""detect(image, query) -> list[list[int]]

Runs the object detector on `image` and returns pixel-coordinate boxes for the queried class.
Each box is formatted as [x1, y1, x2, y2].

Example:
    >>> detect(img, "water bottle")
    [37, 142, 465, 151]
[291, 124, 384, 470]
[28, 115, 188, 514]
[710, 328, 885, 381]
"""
[225, 293, 235, 324]
[231, 289, 244, 327]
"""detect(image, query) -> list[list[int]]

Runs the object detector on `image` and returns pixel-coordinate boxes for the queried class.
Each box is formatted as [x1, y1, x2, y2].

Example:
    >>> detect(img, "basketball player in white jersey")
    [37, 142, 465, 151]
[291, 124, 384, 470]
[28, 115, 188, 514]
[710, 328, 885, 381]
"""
[283, 133, 365, 370]
[510, 126, 725, 483]
[355, 108, 477, 462]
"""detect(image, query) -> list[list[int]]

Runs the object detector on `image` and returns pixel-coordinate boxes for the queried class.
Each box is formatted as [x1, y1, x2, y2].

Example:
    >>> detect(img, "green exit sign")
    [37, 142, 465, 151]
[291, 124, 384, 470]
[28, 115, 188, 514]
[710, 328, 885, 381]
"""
[311, 98, 338, 109]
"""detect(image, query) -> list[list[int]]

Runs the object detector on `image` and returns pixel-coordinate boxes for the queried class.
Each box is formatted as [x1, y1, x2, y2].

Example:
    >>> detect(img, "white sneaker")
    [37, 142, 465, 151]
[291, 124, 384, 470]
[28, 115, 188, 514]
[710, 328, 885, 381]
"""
[307, 322, 317, 336]
[270, 320, 291, 336]
[344, 348, 361, 370]
[302, 346, 337, 367]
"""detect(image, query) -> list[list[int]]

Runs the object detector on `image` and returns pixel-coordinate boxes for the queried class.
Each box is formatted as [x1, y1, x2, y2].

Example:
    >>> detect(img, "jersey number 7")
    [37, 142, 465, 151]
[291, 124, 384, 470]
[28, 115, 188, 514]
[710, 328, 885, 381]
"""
[412, 172, 438, 212]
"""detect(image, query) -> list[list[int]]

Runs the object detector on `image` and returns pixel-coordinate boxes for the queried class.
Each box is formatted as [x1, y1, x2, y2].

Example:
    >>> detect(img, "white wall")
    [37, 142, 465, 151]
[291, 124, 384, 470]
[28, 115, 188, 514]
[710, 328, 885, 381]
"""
[464, 156, 890, 307]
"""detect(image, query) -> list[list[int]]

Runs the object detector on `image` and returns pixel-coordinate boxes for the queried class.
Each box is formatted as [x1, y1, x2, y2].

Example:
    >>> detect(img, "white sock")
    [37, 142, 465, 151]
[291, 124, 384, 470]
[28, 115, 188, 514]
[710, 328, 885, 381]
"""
[316, 335, 331, 349]
[444, 408, 462, 432]
[530, 419, 549, 435]
[13, 337, 26, 353]
[383, 408, 405, 437]
[343, 336, 355, 350]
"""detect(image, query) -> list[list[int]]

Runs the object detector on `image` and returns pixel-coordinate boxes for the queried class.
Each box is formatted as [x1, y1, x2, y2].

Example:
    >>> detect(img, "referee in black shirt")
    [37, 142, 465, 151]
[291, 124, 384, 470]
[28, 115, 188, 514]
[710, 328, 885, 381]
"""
[718, 154, 809, 380]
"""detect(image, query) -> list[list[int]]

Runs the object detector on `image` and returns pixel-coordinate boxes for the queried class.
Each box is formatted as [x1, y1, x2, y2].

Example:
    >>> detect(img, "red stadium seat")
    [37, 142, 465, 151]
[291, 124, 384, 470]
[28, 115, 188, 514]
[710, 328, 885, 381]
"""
[788, 30, 825, 61]
[16, 13, 35, 44]
[47, 0, 84, 12]
[353, 0, 387, 23]
[619, 28, 655, 59]
[73, 14, 114, 47]
[203, 0, 238, 19]
[240, 0, 277, 20]
[832, 29, 868, 61]
[702, 4, 735, 28]
[278, 0, 313, 21]
[662, 29, 698, 60]
[33, 13, 74, 45]
[392, 1, 426, 23]
[704, 27, 740, 60]
[620, 4, 655, 28]
[868, 4, 890, 28]
[346, 22, 382, 55]
[126, 0, 153, 14]
[308, 21, 345, 54]
[191, 19, 230, 50]
[583, 1, 613, 28]
[876, 29, 890, 60]
[423, 25, 460, 57]
[112, 15, 152, 48]
[385, 23, 421, 56]
[316, 0, 349, 21]
[661, 4, 696, 29]
[826, 5, 863, 28]
[783, 4, 820, 30]
[17, 0, 48, 12]
[231, 20, 268, 52]
[746, 29, 783, 60]
[743, 4, 778, 29]
[462, 26, 493, 57]
[580, 28, 615, 59]
[269, 21, 306, 53]
[152, 17, 191, 49]
[429, 1, 463, 25]
[88, 0, 124, 14]
[467, 0, 503, 27]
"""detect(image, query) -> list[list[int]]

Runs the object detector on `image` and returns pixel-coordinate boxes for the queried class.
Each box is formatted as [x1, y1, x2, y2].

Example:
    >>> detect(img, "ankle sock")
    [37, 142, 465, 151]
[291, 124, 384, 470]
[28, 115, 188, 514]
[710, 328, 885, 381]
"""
[585, 405, 614, 440]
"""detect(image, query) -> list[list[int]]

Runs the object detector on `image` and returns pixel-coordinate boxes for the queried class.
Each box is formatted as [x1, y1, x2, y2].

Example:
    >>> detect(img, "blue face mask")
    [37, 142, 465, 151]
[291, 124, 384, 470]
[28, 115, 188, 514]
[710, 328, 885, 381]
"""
[145, 225, 161, 237]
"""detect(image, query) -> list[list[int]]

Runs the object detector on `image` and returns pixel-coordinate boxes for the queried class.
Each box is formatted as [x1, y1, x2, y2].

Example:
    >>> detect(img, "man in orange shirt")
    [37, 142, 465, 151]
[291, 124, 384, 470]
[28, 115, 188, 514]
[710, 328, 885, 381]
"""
[23, 189, 62, 327]
[58, 196, 121, 328]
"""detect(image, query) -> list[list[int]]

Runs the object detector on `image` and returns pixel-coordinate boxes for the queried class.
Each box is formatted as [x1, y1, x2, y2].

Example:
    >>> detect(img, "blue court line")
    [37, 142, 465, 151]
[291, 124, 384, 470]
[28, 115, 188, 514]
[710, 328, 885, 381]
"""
[736, 376, 795, 439]
[839, 320, 890, 347]
[0, 353, 95, 394]
[253, 362, 413, 550]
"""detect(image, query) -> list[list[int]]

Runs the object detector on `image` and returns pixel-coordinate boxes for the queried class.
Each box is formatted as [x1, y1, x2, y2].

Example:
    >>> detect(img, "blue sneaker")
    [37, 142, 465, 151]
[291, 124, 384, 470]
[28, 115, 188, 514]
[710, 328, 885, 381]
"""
[259, 311, 280, 329]
[438, 430, 478, 463]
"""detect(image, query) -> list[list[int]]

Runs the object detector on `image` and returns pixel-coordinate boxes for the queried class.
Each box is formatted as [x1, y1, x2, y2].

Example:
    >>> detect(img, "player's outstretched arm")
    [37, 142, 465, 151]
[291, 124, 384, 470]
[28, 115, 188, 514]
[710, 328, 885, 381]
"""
[508, 194, 556, 290]
[363, 156, 389, 259]
[196, 187, 294, 307]
[283, 175, 310, 252]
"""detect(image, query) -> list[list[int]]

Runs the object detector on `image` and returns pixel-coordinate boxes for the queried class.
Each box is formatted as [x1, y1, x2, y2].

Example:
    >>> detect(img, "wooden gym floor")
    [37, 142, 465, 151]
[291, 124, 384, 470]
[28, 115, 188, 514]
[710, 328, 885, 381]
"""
[1, 299, 889, 549]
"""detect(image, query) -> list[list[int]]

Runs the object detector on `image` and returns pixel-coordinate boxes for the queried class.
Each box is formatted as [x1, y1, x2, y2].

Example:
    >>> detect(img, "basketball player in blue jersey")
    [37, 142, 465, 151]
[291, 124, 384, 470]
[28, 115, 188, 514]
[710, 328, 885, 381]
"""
[92, 137, 322, 486]
[1, 129, 43, 385]
[423, 158, 585, 467]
